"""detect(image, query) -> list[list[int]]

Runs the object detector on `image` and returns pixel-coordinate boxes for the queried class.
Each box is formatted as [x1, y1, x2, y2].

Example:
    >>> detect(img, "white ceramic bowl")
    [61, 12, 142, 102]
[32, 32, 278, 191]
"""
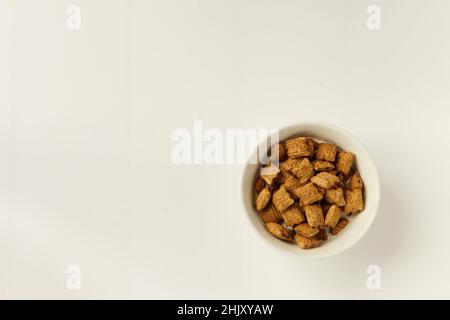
[241, 122, 380, 259]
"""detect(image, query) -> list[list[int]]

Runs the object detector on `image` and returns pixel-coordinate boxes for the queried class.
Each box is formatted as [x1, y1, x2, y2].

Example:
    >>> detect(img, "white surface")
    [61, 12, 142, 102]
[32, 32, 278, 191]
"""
[1, 0, 450, 299]
[242, 122, 380, 259]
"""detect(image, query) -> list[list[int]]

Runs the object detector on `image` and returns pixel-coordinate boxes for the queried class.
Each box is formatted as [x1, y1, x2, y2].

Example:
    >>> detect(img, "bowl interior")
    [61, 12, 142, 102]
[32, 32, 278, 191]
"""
[241, 122, 380, 259]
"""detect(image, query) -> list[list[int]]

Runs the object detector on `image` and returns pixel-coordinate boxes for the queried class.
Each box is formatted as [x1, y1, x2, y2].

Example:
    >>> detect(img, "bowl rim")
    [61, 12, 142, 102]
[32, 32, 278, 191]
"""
[240, 121, 381, 259]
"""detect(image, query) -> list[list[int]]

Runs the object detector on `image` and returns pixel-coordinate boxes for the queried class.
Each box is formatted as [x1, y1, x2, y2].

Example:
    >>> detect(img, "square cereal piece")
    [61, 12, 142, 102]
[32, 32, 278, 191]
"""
[281, 204, 305, 226]
[310, 172, 340, 189]
[304, 137, 316, 156]
[291, 158, 314, 184]
[344, 189, 364, 214]
[281, 172, 301, 194]
[324, 205, 341, 228]
[336, 151, 355, 175]
[325, 188, 346, 206]
[260, 162, 280, 185]
[255, 187, 271, 211]
[294, 182, 323, 205]
[279, 158, 300, 172]
[285, 137, 314, 158]
[259, 204, 282, 223]
[331, 218, 349, 236]
[270, 143, 287, 163]
[348, 172, 364, 190]
[294, 234, 321, 249]
[294, 223, 319, 238]
[272, 187, 294, 212]
[313, 160, 335, 172]
[316, 143, 337, 162]
[266, 222, 292, 241]
[304, 204, 324, 227]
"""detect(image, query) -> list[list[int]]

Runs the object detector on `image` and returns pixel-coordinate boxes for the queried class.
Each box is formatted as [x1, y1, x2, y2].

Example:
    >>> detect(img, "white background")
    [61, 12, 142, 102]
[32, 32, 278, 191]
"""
[1, 0, 450, 299]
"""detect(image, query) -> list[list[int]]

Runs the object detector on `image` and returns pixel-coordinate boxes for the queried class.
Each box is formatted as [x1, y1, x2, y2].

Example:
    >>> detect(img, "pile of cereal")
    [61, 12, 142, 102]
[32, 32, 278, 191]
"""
[254, 136, 365, 249]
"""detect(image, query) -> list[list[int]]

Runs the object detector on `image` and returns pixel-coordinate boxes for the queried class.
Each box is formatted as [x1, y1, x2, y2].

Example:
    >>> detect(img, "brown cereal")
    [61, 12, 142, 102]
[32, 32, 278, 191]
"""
[348, 172, 364, 190]
[336, 151, 355, 175]
[281, 204, 305, 226]
[304, 138, 316, 157]
[294, 182, 323, 205]
[304, 204, 324, 227]
[310, 172, 340, 189]
[325, 188, 346, 206]
[331, 218, 349, 236]
[285, 137, 314, 158]
[313, 160, 335, 172]
[280, 158, 299, 172]
[324, 205, 341, 228]
[253, 135, 365, 249]
[295, 223, 319, 238]
[344, 189, 364, 214]
[259, 204, 282, 223]
[281, 172, 301, 194]
[291, 158, 314, 184]
[255, 177, 266, 193]
[266, 222, 292, 241]
[316, 143, 337, 162]
[256, 187, 271, 211]
[294, 234, 321, 249]
[272, 187, 294, 212]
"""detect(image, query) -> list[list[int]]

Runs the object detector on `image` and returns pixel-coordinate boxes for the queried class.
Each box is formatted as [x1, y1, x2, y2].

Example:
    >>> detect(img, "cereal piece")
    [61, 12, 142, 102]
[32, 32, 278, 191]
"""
[270, 143, 287, 163]
[304, 204, 324, 227]
[310, 172, 340, 189]
[266, 222, 292, 241]
[280, 172, 301, 194]
[294, 182, 323, 205]
[255, 177, 266, 193]
[313, 160, 335, 172]
[272, 187, 294, 212]
[344, 189, 364, 214]
[256, 188, 271, 211]
[280, 158, 299, 172]
[260, 163, 280, 185]
[259, 204, 282, 223]
[348, 172, 364, 190]
[291, 158, 314, 184]
[316, 143, 337, 162]
[331, 218, 349, 236]
[285, 137, 314, 158]
[294, 234, 321, 249]
[294, 223, 319, 238]
[281, 204, 305, 226]
[324, 205, 341, 228]
[325, 188, 346, 206]
[336, 151, 355, 175]
[304, 138, 316, 157]
[315, 229, 328, 241]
